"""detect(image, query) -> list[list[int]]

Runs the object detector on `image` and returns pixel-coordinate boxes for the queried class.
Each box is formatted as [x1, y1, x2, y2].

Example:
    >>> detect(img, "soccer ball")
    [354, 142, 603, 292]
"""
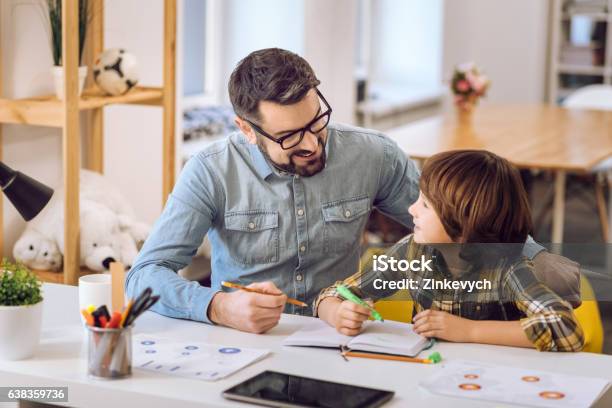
[93, 48, 139, 96]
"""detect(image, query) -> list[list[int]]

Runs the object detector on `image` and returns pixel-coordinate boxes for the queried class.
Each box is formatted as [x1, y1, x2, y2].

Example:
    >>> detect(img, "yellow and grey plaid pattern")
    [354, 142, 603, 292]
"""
[315, 234, 584, 352]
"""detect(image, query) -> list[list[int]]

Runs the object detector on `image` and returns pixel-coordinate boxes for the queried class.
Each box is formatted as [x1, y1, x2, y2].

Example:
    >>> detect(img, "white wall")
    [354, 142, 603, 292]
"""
[218, 0, 357, 124]
[222, 0, 305, 91]
[185, 0, 356, 125]
[303, 0, 357, 124]
[442, 0, 550, 107]
[103, 0, 164, 223]
[1, 0, 165, 257]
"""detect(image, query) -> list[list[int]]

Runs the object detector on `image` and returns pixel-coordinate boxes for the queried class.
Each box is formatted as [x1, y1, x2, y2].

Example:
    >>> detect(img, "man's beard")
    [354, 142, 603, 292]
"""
[257, 134, 327, 177]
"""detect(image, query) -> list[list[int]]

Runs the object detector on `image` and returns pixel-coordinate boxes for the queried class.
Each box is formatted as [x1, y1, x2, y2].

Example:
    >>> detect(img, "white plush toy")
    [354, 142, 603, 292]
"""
[13, 228, 62, 271]
[13, 170, 150, 272]
[68, 200, 140, 271]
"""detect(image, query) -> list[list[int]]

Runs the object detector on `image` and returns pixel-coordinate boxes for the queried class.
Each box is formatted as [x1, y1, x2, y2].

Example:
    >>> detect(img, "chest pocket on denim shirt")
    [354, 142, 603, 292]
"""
[322, 195, 370, 253]
[223, 211, 279, 265]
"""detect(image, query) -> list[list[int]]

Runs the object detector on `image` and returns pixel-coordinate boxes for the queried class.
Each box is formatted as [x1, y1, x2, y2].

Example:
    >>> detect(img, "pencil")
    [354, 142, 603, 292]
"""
[81, 309, 94, 326]
[221, 281, 308, 307]
[119, 299, 134, 328]
[342, 350, 442, 364]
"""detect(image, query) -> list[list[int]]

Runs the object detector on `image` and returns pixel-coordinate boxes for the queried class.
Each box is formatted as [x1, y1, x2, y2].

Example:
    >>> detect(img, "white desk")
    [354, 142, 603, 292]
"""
[1, 283, 611, 408]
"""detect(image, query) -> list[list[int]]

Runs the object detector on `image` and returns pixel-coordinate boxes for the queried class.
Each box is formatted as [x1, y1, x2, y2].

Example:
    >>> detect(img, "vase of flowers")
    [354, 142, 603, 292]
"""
[450, 62, 490, 123]
[45, 0, 90, 100]
[0, 260, 44, 361]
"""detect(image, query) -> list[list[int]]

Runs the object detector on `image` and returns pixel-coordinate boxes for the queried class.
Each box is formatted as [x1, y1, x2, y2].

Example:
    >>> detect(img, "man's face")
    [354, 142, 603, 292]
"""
[237, 89, 328, 177]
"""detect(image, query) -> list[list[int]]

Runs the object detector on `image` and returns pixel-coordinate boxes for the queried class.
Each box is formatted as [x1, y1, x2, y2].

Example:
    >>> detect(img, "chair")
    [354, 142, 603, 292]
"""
[562, 85, 612, 241]
[574, 275, 604, 353]
[361, 247, 415, 322]
[374, 293, 413, 323]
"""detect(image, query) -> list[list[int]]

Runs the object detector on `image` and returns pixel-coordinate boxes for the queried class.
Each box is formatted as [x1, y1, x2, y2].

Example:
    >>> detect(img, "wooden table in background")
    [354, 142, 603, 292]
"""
[386, 104, 612, 244]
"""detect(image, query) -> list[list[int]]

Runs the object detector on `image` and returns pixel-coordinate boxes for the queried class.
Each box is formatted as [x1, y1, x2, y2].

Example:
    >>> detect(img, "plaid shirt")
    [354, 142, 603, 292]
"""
[315, 234, 584, 352]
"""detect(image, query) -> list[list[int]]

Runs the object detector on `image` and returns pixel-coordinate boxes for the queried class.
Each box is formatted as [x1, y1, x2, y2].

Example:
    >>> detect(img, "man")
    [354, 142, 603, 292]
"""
[126, 48, 419, 333]
[126, 48, 579, 334]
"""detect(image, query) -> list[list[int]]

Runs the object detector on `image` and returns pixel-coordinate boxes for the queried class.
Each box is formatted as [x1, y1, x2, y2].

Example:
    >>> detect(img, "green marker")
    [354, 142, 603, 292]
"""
[427, 352, 442, 364]
[336, 284, 384, 322]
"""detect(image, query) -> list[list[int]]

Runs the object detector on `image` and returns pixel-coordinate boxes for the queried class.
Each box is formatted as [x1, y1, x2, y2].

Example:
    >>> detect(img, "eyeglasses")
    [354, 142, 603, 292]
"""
[245, 89, 332, 150]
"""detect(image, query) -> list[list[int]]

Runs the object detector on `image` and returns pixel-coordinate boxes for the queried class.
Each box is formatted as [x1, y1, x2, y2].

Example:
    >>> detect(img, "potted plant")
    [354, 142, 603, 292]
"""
[45, 0, 90, 99]
[450, 62, 491, 123]
[0, 259, 44, 360]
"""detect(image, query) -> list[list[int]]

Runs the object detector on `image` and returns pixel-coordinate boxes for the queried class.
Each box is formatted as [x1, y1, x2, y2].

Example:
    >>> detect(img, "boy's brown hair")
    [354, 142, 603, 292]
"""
[419, 150, 533, 243]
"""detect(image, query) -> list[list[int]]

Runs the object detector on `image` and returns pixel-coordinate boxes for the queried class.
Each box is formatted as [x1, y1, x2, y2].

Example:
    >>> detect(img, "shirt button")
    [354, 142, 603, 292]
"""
[296, 274, 303, 282]
[344, 210, 351, 218]
[295, 175, 300, 179]
[248, 222, 255, 230]
[297, 209, 304, 216]
[300, 245, 306, 252]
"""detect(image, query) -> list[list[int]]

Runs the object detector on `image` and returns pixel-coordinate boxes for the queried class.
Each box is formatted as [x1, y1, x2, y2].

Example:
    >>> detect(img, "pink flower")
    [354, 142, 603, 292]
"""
[466, 71, 477, 85]
[472, 79, 484, 93]
[450, 62, 491, 102]
[456, 80, 470, 93]
[468, 73, 489, 95]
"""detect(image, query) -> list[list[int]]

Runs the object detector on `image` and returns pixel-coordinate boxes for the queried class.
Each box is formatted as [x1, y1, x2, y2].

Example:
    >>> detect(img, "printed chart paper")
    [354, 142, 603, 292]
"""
[133, 334, 270, 381]
[420, 360, 610, 408]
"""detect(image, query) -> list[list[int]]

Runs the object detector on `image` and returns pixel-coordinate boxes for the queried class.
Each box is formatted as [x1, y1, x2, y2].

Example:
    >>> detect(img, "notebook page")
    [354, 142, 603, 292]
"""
[282, 318, 353, 348]
[347, 320, 429, 356]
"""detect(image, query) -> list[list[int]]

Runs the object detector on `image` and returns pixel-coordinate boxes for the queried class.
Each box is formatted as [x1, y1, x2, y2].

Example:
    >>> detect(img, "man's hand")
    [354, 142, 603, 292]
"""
[412, 309, 473, 342]
[208, 281, 287, 334]
[318, 297, 371, 336]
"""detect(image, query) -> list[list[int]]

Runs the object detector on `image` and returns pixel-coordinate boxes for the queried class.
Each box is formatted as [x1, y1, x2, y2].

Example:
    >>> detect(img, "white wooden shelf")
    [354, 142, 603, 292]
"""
[557, 64, 609, 76]
[0, 0, 177, 285]
[562, 12, 609, 21]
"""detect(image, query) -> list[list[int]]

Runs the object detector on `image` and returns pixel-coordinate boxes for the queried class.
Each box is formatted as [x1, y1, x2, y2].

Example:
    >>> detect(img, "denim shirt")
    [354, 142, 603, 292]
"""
[125, 123, 421, 323]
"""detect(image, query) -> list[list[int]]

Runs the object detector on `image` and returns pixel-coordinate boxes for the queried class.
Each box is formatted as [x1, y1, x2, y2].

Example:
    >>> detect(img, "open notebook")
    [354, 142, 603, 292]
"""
[283, 318, 432, 357]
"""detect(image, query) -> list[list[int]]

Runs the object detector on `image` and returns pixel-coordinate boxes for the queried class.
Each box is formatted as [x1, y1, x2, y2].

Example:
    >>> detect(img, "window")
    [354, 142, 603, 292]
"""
[182, 0, 206, 96]
[181, 0, 304, 105]
[357, 0, 444, 109]
[221, 0, 304, 104]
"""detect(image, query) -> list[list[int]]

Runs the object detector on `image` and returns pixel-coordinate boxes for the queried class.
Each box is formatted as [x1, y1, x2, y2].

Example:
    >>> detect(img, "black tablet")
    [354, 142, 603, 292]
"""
[222, 370, 394, 408]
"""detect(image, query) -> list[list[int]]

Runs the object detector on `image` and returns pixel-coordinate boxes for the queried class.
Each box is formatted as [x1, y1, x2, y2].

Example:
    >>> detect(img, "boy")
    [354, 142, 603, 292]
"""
[315, 150, 584, 352]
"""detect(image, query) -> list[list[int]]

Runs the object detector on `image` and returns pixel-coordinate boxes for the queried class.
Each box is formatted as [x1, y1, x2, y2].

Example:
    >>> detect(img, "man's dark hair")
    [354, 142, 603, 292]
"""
[228, 48, 320, 123]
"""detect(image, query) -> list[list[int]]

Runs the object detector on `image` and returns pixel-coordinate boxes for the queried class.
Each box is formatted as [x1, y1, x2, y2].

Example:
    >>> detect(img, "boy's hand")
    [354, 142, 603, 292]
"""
[318, 297, 371, 336]
[413, 309, 472, 342]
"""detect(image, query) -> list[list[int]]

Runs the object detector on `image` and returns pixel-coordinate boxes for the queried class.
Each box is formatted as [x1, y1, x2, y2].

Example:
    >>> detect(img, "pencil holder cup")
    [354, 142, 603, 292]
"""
[86, 325, 132, 379]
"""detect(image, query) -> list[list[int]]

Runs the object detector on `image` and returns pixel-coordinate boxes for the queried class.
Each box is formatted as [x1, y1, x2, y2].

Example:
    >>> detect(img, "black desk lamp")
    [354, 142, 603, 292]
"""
[0, 161, 54, 221]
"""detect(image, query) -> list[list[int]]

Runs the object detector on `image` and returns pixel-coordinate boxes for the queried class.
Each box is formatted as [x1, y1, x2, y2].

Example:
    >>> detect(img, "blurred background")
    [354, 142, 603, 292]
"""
[1, 0, 611, 352]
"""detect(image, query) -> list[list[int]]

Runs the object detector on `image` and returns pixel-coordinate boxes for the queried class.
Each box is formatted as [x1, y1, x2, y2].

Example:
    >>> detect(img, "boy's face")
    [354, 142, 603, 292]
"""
[236, 88, 328, 177]
[408, 192, 454, 244]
